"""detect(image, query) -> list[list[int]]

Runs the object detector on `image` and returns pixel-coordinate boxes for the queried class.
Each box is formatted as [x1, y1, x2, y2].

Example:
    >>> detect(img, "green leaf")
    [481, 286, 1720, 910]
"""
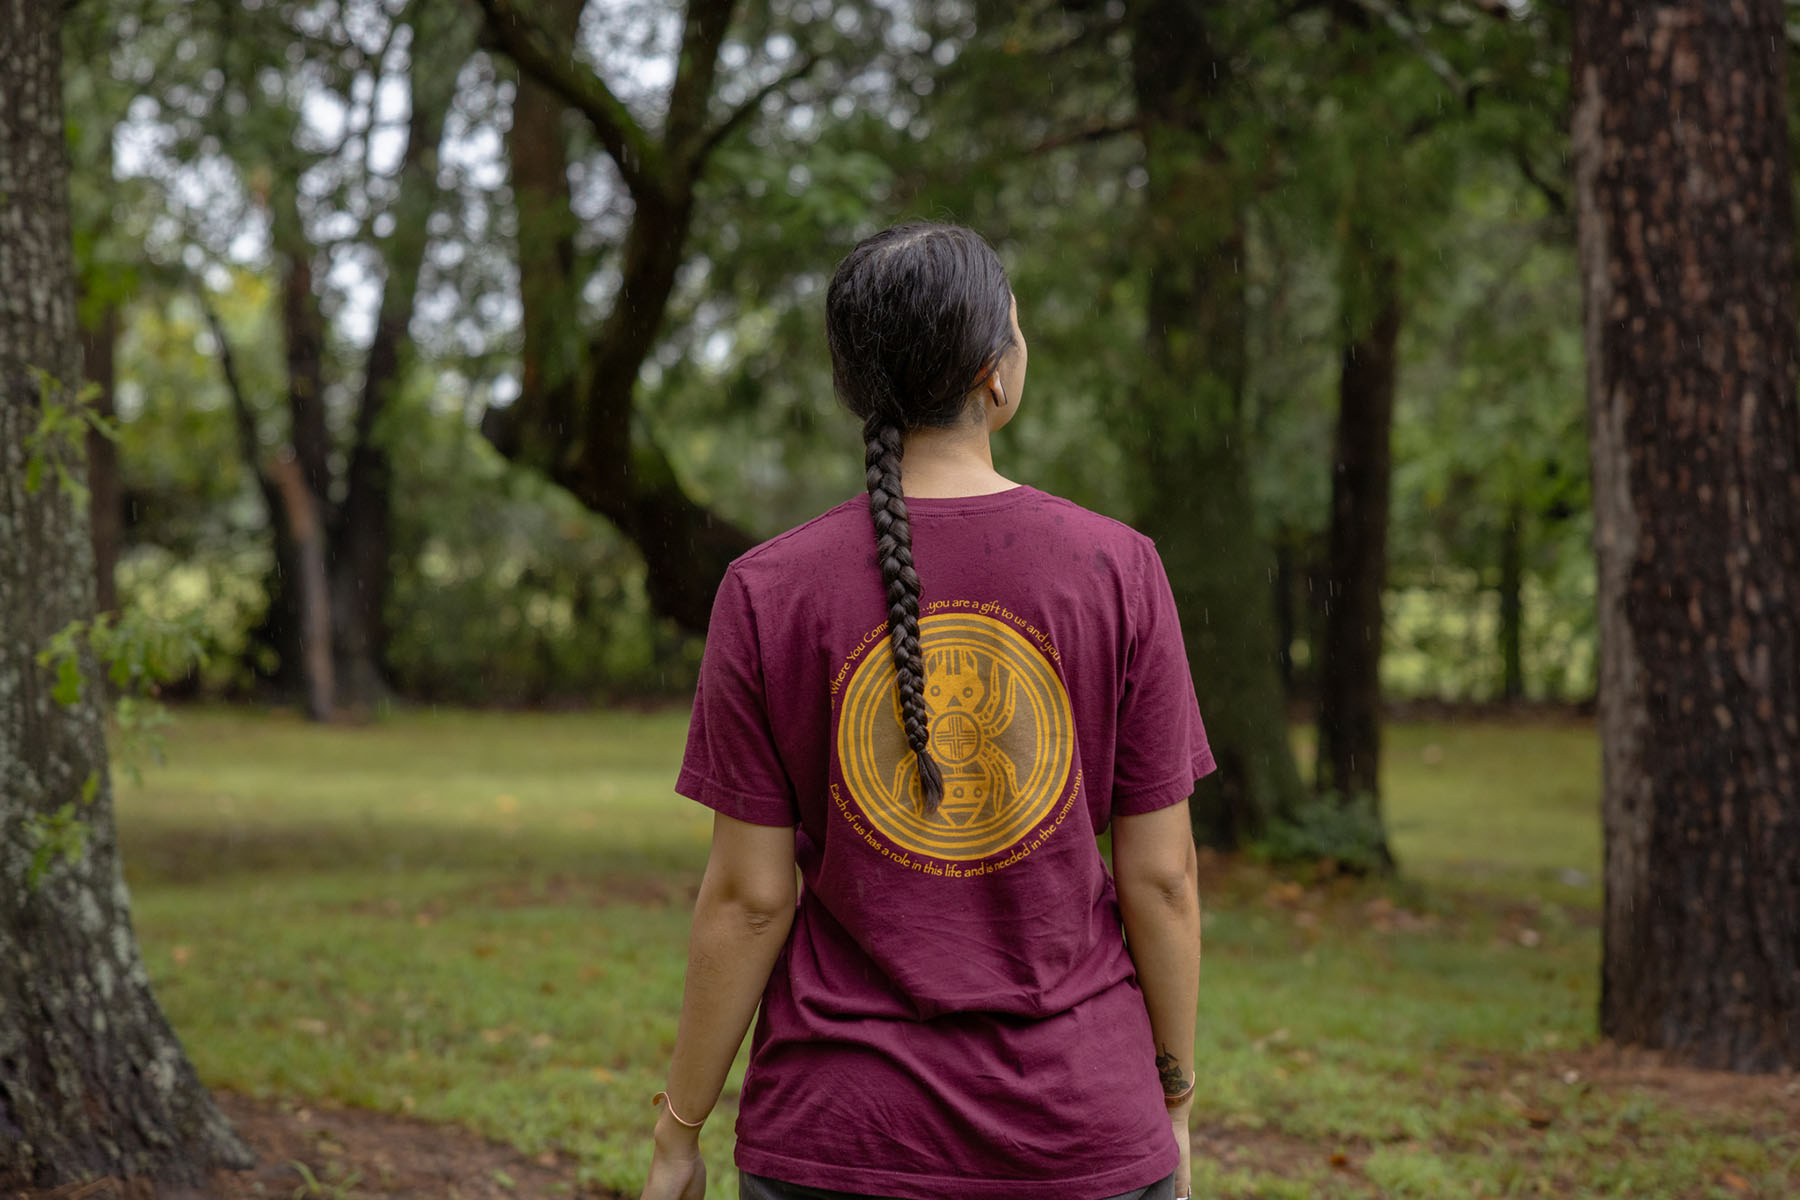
[53, 653, 82, 707]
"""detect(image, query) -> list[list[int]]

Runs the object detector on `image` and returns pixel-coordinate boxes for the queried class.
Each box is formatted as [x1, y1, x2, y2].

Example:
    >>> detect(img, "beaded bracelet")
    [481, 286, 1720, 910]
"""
[651, 1090, 705, 1128]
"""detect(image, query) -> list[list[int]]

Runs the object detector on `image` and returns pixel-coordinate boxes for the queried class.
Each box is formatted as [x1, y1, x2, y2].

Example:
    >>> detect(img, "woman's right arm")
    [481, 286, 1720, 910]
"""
[1112, 797, 1200, 1197]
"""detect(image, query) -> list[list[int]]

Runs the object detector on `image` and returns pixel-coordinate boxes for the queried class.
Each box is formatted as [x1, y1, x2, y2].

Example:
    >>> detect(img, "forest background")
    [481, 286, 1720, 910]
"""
[8, 0, 1800, 1195]
[78, 0, 1582, 716]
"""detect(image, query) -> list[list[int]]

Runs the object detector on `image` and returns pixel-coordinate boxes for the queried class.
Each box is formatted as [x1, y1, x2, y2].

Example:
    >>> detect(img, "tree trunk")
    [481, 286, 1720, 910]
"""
[81, 302, 120, 617]
[479, 0, 755, 635]
[1573, 0, 1800, 1072]
[498, 0, 584, 470]
[269, 453, 334, 722]
[202, 298, 306, 699]
[1127, 0, 1307, 849]
[329, 16, 467, 709]
[279, 243, 330, 505]
[0, 1, 253, 1184]
[1498, 498, 1525, 703]
[236, 195, 333, 711]
[1314, 240, 1399, 871]
[1273, 538, 1298, 698]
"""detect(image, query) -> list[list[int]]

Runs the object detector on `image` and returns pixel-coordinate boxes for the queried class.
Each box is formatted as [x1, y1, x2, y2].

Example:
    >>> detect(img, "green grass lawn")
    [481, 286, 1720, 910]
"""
[117, 708, 1797, 1199]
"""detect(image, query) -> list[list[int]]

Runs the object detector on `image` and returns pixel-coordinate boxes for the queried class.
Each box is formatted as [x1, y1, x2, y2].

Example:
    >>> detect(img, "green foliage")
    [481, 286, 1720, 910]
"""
[1256, 791, 1392, 876]
[22, 375, 111, 506]
[27, 603, 207, 891]
[68, 0, 1598, 713]
[37, 609, 209, 710]
[23, 775, 100, 891]
[385, 376, 701, 703]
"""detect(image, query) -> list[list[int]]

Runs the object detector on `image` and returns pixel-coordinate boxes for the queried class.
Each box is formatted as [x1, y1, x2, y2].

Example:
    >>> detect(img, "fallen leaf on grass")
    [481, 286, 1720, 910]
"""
[1720, 1173, 1751, 1194]
[1499, 1089, 1555, 1129]
[171, 945, 192, 967]
[1329, 1151, 1351, 1170]
[292, 1017, 329, 1036]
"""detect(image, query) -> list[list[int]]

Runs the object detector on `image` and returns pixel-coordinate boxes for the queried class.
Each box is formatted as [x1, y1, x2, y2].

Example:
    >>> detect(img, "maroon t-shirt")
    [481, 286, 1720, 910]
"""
[675, 484, 1214, 1200]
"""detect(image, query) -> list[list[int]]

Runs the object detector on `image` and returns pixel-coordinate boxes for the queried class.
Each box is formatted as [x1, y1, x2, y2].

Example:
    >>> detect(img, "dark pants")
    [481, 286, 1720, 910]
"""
[740, 1169, 1179, 1200]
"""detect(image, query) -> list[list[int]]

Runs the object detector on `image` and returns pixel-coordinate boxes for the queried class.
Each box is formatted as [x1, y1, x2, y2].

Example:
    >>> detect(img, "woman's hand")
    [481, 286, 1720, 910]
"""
[639, 1113, 707, 1200]
[1168, 1094, 1193, 1200]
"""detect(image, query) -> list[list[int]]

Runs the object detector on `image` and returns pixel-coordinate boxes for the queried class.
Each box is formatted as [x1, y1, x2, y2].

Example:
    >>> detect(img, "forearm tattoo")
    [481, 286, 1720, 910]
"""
[1156, 1044, 1190, 1095]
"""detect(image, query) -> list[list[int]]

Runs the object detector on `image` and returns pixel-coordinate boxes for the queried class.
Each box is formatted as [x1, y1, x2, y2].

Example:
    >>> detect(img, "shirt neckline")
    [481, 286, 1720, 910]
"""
[890, 484, 1037, 515]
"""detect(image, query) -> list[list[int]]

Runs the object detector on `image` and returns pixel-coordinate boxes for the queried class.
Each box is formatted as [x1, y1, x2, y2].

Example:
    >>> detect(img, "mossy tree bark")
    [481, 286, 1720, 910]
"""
[1127, 0, 1307, 848]
[1573, 0, 1800, 1071]
[0, 0, 253, 1183]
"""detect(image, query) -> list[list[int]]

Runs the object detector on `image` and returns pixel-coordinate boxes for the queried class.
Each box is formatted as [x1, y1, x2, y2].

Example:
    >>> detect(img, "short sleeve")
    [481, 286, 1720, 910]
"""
[1111, 541, 1217, 817]
[673, 565, 799, 826]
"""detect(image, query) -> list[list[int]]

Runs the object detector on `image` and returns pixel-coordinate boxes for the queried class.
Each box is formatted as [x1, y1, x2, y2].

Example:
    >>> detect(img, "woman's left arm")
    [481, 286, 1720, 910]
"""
[643, 812, 798, 1195]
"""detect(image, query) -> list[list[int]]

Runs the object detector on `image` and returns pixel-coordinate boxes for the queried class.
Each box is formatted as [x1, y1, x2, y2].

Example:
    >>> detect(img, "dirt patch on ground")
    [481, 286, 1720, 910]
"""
[1191, 1120, 1376, 1186]
[1552, 1042, 1800, 1125]
[13, 1092, 618, 1200]
[14, 1051, 1794, 1200]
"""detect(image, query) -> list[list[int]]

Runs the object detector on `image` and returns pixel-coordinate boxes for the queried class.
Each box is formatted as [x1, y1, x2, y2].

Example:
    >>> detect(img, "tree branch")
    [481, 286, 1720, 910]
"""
[1512, 145, 1569, 216]
[664, 0, 737, 172]
[693, 51, 820, 164]
[472, 0, 668, 200]
[1348, 0, 1470, 100]
[198, 293, 270, 495]
[1028, 117, 1142, 156]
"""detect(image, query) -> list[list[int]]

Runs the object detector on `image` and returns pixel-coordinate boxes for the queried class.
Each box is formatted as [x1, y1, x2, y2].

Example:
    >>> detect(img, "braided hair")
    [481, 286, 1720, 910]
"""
[825, 223, 1016, 816]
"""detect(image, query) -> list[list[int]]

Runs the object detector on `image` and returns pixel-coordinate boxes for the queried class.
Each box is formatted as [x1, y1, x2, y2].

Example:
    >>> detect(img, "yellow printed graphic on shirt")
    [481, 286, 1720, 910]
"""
[837, 612, 1074, 862]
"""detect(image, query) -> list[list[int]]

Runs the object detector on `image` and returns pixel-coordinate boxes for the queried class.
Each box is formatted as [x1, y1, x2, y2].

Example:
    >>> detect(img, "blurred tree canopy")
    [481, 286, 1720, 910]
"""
[71, 0, 1594, 844]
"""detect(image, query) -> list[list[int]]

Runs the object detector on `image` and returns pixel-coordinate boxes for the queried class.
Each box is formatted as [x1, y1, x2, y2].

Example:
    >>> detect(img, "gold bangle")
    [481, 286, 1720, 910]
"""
[652, 1090, 705, 1128]
[1163, 1078, 1196, 1108]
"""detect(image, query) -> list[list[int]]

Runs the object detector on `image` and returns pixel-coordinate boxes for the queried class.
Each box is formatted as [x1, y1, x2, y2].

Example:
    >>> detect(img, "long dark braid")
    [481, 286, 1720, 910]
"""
[826, 222, 1015, 819]
[863, 414, 945, 814]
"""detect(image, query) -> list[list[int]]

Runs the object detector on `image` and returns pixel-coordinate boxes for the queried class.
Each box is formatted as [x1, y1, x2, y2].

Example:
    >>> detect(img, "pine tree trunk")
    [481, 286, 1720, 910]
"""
[0, 0, 253, 1183]
[1573, 0, 1800, 1072]
[1128, 0, 1307, 848]
[1315, 244, 1399, 872]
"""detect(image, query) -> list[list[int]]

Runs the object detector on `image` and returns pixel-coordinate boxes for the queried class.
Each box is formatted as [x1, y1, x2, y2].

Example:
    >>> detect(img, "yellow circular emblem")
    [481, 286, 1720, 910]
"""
[836, 612, 1074, 862]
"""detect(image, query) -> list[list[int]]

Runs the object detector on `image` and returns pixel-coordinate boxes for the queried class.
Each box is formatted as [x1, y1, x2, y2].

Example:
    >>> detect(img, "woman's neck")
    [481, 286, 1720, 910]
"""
[899, 423, 1017, 498]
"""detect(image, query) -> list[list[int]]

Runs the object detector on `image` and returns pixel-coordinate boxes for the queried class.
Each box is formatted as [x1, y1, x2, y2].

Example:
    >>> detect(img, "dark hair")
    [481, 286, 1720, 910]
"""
[825, 221, 1016, 817]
